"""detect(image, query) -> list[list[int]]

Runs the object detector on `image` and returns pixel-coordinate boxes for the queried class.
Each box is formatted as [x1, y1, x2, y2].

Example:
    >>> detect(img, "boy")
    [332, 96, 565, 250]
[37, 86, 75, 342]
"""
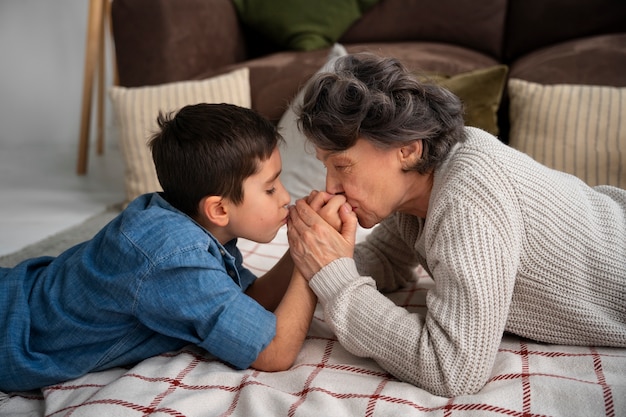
[0, 103, 317, 392]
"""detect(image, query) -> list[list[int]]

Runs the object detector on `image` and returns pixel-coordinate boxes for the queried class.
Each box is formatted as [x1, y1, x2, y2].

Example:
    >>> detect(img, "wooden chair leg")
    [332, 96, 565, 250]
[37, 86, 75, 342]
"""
[77, 0, 104, 175]
[96, 0, 117, 155]
[107, 0, 118, 87]
[104, 0, 120, 85]
[96, 4, 105, 156]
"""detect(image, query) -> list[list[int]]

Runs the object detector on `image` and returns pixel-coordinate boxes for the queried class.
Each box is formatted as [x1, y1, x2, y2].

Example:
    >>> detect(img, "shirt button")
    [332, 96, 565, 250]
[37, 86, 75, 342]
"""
[219, 249, 225, 256]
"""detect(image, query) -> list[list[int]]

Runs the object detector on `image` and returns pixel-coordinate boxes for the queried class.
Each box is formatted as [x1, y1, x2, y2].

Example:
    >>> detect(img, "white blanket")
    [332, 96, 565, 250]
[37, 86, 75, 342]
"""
[2, 227, 625, 416]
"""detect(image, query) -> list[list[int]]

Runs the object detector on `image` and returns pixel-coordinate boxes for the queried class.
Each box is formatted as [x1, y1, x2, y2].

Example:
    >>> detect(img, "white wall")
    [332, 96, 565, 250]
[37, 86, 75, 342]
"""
[0, 0, 115, 149]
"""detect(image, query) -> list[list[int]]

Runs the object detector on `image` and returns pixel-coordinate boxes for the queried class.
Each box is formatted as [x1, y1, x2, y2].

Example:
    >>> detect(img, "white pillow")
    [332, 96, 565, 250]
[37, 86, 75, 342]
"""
[279, 44, 348, 202]
[109, 68, 251, 203]
[508, 78, 626, 188]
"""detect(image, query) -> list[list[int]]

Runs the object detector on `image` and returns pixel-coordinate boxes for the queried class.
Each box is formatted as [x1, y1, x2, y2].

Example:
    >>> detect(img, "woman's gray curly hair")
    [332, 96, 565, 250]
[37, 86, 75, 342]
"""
[297, 53, 466, 174]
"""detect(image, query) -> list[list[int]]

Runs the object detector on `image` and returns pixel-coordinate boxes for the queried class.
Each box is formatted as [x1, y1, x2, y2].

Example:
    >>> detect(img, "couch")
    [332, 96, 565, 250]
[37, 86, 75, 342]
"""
[109, 0, 626, 202]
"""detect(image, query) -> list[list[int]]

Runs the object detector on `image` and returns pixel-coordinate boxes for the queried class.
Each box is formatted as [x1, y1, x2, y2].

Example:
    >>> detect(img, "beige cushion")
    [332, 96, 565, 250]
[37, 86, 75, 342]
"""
[508, 79, 625, 188]
[109, 68, 251, 203]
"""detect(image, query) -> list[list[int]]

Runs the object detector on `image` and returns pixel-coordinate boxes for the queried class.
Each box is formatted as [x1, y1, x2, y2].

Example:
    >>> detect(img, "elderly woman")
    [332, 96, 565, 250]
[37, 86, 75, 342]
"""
[286, 53, 626, 397]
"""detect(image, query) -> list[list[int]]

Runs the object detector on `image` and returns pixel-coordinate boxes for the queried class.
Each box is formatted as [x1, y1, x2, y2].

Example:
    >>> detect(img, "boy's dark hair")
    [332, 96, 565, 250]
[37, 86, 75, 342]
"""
[149, 103, 283, 217]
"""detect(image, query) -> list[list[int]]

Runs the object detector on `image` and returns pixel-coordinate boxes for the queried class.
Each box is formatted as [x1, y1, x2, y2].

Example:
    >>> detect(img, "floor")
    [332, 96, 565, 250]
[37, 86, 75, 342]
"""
[0, 142, 125, 257]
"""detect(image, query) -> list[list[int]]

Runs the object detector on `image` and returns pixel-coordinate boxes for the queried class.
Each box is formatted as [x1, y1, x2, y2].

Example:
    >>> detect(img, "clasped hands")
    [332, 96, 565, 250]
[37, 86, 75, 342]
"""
[287, 190, 358, 281]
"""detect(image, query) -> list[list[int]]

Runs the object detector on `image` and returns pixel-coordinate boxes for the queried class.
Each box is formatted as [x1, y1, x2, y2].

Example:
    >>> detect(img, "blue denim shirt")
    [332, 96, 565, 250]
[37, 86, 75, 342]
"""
[0, 193, 276, 392]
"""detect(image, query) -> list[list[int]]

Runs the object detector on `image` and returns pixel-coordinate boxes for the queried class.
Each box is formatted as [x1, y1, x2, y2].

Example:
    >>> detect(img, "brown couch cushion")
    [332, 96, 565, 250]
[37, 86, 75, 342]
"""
[209, 42, 500, 123]
[212, 48, 335, 123]
[340, 0, 507, 59]
[504, 0, 626, 61]
[509, 34, 626, 87]
[112, 0, 247, 87]
[347, 43, 500, 75]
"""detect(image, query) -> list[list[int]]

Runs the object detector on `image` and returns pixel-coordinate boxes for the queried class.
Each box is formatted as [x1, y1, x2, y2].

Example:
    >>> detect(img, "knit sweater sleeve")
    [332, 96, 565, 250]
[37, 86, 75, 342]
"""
[310, 196, 521, 396]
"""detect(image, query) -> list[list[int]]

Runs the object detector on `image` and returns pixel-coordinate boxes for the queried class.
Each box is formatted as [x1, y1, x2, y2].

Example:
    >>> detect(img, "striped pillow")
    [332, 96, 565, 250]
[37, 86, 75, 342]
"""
[109, 68, 251, 203]
[508, 78, 625, 188]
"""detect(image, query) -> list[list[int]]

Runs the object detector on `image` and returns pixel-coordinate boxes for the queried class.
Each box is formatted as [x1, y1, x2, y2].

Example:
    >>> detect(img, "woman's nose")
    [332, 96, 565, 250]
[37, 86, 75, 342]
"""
[325, 174, 343, 195]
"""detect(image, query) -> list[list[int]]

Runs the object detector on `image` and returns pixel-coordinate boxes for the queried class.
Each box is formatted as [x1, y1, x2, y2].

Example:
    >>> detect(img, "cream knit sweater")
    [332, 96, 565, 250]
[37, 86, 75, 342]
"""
[309, 127, 626, 397]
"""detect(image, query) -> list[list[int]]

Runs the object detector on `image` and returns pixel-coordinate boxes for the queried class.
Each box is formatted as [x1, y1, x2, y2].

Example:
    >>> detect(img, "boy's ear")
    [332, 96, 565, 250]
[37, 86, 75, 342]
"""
[399, 139, 423, 169]
[199, 195, 230, 227]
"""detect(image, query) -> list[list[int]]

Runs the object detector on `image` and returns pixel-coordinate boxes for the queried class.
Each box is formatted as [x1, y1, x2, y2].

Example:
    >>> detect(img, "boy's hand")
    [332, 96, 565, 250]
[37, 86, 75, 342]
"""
[305, 190, 348, 232]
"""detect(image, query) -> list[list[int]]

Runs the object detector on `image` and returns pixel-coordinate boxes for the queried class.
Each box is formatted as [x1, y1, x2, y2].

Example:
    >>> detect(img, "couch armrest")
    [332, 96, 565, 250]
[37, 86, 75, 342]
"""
[111, 0, 247, 87]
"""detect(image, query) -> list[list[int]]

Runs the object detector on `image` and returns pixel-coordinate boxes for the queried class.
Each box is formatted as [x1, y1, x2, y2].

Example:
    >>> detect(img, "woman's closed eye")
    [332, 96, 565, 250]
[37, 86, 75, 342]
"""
[334, 164, 353, 173]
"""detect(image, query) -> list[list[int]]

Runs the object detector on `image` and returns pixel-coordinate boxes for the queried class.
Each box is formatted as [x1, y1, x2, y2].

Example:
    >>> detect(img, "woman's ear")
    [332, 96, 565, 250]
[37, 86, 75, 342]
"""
[399, 139, 423, 169]
[199, 195, 230, 227]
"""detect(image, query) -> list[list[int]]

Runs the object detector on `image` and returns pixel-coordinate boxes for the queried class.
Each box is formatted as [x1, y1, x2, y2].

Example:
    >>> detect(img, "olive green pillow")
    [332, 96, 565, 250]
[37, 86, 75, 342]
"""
[417, 65, 508, 136]
[232, 0, 379, 51]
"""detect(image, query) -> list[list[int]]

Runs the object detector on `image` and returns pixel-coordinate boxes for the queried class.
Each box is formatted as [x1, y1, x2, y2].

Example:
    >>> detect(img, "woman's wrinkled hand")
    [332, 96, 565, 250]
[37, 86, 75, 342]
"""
[306, 190, 345, 232]
[287, 194, 358, 281]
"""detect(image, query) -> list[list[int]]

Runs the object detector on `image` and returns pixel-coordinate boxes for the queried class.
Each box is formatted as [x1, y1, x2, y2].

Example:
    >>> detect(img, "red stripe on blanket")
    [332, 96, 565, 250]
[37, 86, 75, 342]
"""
[592, 346, 615, 417]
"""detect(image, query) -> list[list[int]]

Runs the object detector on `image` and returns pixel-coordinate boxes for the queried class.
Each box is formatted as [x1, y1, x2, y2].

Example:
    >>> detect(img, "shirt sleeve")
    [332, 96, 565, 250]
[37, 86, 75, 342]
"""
[134, 259, 276, 370]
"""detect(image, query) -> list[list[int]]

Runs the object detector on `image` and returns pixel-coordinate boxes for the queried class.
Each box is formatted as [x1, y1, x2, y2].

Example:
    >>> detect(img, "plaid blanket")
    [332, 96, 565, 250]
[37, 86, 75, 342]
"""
[2, 227, 625, 417]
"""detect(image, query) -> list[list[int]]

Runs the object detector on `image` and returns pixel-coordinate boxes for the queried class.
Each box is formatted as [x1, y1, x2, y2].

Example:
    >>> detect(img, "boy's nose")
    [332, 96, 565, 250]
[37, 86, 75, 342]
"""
[279, 182, 291, 206]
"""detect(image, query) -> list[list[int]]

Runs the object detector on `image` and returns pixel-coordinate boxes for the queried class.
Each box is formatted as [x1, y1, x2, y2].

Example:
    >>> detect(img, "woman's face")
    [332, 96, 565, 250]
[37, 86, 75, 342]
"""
[316, 138, 428, 228]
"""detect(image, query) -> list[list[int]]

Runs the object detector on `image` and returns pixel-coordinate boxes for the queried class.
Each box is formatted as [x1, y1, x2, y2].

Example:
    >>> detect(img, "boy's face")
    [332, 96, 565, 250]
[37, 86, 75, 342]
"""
[223, 147, 291, 243]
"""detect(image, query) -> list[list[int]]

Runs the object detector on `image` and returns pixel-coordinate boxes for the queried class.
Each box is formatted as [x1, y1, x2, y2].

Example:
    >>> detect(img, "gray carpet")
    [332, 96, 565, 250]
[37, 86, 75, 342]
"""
[0, 204, 123, 267]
